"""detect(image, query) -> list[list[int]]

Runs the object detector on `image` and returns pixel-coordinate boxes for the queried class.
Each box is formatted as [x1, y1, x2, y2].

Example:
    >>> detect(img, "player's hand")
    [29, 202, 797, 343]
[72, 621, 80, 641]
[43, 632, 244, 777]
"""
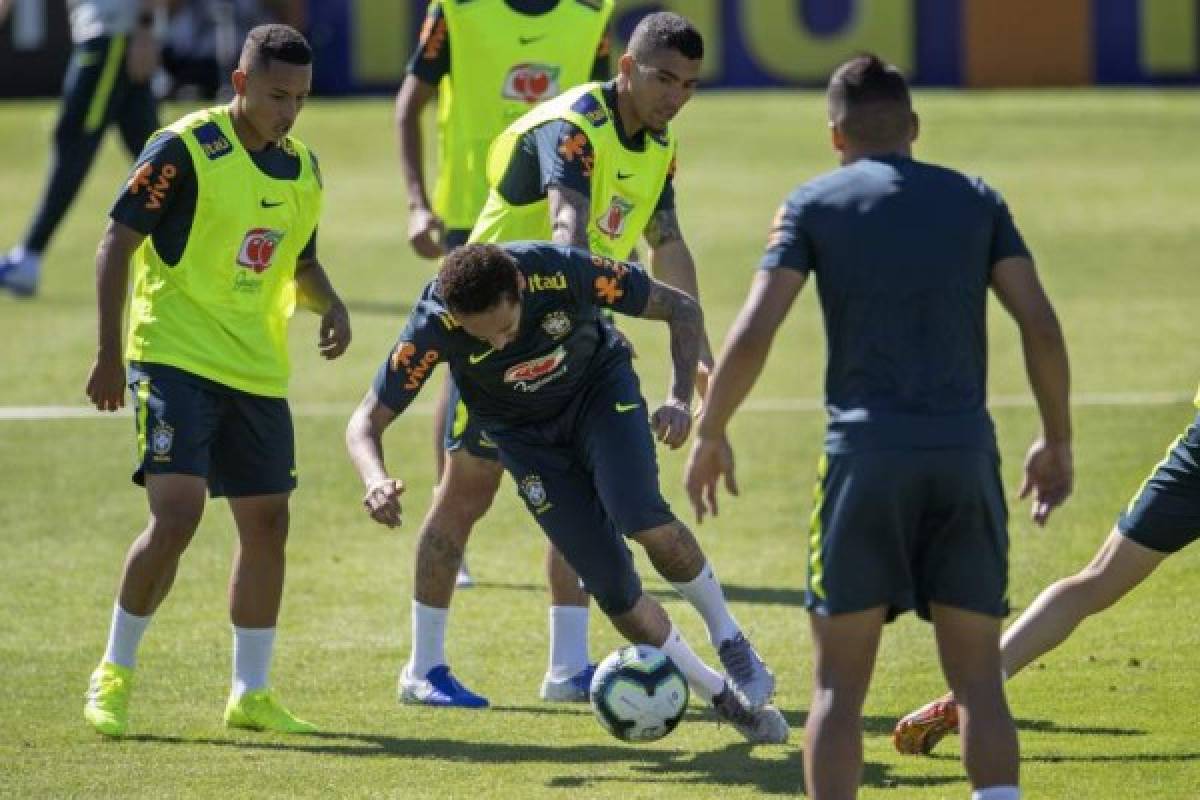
[684, 434, 738, 523]
[125, 27, 160, 84]
[363, 477, 405, 528]
[408, 207, 446, 259]
[651, 398, 691, 449]
[86, 350, 126, 412]
[319, 301, 351, 359]
[1019, 438, 1073, 526]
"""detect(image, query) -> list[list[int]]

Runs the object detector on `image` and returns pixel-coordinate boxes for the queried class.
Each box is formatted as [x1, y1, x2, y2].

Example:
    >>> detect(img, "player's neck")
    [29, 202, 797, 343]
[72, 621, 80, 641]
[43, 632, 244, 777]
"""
[613, 84, 646, 139]
[228, 100, 274, 153]
[839, 144, 911, 165]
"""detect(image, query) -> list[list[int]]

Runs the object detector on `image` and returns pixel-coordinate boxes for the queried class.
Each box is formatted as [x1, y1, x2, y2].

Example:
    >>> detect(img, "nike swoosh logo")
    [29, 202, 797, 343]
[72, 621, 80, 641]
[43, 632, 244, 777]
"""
[615, 402, 640, 413]
[469, 348, 495, 365]
[261, 199, 284, 208]
[617, 171, 634, 180]
[518, 35, 545, 45]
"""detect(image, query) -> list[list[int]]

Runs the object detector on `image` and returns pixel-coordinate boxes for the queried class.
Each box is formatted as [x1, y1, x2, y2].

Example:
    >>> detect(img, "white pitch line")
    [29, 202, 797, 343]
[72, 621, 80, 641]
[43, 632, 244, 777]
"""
[0, 392, 1191, 421]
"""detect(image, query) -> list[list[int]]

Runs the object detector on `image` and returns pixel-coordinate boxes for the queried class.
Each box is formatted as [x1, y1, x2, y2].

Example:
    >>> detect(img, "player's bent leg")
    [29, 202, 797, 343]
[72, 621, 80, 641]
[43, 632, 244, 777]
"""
[1001, 527, 1165, 679]
[632, 520, 775, 709]
[400, 450, 501, 708]
[805, 606, 886, 800]
[930, 603, 1017, 793]
[86, 474, 206, 737]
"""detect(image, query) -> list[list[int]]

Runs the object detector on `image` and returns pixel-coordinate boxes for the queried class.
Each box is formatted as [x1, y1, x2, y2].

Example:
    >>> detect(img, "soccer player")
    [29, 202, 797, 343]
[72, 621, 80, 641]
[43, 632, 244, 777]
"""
[397, 0, 614, 591]
[894, 405, 1200, 756]
[82, 24, 350, 738]
[397, 11, 747, 711]
[346, 241, 788, 745]
[684, 55, 1072, 800]
[0, 0, 165, 297]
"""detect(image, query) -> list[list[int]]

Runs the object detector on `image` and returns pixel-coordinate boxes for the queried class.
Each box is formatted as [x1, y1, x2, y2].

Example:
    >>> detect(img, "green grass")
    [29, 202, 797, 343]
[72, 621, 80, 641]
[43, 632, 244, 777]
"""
[3, 90, 1200, 797]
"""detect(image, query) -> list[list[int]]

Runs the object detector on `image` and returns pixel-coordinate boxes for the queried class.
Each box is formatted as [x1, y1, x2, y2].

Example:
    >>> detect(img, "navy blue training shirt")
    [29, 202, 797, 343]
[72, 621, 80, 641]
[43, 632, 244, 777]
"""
[760, 154, 1031, 453]
[373, 241, 652, 428]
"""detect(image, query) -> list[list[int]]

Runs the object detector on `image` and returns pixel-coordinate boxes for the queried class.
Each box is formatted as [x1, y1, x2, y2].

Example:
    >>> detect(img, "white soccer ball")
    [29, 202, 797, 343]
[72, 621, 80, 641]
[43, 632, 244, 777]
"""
[589, 644, 689, 742]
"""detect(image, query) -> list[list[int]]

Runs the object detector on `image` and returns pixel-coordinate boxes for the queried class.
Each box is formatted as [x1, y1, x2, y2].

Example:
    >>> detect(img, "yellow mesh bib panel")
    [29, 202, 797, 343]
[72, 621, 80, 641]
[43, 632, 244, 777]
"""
[470, 82, 675, 259]
[435, 0, 612, 229]
[125, 106, 322, 397]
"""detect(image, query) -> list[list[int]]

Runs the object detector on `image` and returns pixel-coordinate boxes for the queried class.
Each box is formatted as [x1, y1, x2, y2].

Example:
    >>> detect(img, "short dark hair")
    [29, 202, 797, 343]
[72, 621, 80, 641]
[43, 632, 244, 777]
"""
[240, 24, 312, 71]
[827, 53, 912, 148]
[628, 12, 703, 62]
[438, 244, 521, 315]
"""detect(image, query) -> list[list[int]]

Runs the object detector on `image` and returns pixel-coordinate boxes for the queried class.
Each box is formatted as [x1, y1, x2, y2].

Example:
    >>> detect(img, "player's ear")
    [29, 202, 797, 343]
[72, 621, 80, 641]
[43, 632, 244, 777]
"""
[617, 52, 635, 82]
[909, 112, 920, 144]
[829, 120, 846, 153]
[516, 272, 527, 292]
[231, 68, 248, 96]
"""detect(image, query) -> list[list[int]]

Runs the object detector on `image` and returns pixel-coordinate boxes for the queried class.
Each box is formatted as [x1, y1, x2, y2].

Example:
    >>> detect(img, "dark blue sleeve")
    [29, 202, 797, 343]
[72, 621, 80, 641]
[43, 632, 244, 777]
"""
[300, 227, 316, 260]
[758, 195, 813, 274]
[535, 120, 594, 197]
[406, 1, 449, 86]
[988, 189, 1032, 266]
[371, 304, 448, 414]
[110, 132, 194, 235]
[555, 245, 652, 316]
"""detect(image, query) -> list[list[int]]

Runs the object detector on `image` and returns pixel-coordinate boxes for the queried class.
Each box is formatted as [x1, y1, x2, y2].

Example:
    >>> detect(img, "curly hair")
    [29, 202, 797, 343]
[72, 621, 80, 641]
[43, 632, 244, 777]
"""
[437, 244, 521, 315]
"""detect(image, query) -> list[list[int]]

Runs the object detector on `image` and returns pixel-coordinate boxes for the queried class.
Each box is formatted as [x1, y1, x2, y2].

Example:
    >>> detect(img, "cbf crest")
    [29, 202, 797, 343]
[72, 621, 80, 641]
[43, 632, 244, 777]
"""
[150, 421, 174, 462]
[521, 474, 549, 511]
[541, 311, 571, 339]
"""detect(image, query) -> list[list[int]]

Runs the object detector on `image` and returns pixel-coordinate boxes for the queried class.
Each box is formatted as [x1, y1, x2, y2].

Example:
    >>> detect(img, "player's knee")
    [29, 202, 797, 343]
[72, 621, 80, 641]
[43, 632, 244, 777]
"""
[589, 570, 642, 618]
[145, 509, 201, 554]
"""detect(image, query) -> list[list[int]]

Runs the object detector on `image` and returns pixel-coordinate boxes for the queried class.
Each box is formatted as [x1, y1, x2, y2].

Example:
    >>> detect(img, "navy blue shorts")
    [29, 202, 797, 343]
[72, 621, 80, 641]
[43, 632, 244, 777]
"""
[808, 448, 1009, 621]
[443, 376, 501, 461]
[489, 362, 674, 615]
[444, 228, 471, 251]
[128, 362, 296, 498]
[1118, 412, 1200, 553]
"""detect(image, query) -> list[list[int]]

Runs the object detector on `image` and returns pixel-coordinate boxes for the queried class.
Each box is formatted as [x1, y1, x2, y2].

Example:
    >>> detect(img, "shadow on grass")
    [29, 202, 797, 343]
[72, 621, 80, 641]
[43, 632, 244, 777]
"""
[469, 581, 806, 608]
[344, 299, 412, 317]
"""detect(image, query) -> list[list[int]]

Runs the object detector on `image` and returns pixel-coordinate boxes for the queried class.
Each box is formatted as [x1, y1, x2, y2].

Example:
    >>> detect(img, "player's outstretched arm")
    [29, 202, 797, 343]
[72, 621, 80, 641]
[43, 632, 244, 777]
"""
[685, 268, 805, 522]
[991, 255, 1073, 525]
[396, 75, 443, 259]
[346, 391, 405, 528]
[295, 256, 351, 359]
[85, 221, 146, 412]
[639, 280, 703, 449]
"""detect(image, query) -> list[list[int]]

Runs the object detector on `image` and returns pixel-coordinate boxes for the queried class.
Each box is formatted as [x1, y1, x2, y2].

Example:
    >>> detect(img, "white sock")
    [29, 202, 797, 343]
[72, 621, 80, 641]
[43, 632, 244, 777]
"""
[657, 625, 725, 703]
[546, 605, 590, 681]
[972, 787, 1020, 800]
[102, 604, 151, 669]
[407, 600, 448, 679]
[231, 625, 276, 698]
[670, 562, 740, 647]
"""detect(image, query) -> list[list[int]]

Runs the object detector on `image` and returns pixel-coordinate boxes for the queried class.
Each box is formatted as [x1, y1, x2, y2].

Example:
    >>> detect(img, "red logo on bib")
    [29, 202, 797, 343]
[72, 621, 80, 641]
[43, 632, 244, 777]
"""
[503, 64, 560, 103]
[237, 228, 284, 273]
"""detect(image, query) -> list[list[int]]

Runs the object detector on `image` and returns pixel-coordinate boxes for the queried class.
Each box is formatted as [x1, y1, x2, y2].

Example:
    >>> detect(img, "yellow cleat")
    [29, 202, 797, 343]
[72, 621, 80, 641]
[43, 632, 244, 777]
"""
[84, 662, 133, 738]
[224, 689, 317, 734]
[893, 692, 959, 755]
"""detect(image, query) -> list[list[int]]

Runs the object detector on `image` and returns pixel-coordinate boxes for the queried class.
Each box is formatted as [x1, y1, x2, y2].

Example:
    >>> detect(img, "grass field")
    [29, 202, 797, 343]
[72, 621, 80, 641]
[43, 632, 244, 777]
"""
[2, 90, 1200, 798]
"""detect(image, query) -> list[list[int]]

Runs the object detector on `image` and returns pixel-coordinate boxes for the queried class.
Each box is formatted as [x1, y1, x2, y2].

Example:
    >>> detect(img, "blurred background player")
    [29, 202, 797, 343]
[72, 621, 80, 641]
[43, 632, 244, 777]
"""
[81, 24, 350, 738]
[347, 241, 786, 743]
[0, 0, 166, 297]
[159, 0, 305, 101]
[397, 0, 612, 592]
[685, 54, 1072, 800]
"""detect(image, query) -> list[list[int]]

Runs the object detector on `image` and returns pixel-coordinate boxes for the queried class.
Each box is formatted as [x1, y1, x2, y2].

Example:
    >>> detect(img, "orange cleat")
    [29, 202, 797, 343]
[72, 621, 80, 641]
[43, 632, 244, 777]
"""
[893, 692, 959, 755]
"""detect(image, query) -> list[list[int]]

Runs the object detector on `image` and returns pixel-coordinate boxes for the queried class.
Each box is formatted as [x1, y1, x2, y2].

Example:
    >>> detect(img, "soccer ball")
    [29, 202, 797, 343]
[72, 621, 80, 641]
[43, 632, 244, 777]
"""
[588, 644, 689, 742]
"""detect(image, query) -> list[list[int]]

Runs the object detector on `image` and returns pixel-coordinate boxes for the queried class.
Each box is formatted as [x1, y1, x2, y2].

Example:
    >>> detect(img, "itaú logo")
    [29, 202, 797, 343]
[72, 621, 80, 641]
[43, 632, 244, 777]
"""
[502, 63, 561, 103]
[236, 228, 285, 273]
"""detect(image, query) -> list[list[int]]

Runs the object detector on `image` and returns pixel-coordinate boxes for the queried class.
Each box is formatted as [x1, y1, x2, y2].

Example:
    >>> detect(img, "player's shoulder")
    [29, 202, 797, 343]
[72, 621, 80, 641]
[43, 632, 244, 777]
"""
[905, 158, 1002, 202]
[408, 281, 459, 336]
[503, 240, 575, 273]
[567, 87, 610, 129]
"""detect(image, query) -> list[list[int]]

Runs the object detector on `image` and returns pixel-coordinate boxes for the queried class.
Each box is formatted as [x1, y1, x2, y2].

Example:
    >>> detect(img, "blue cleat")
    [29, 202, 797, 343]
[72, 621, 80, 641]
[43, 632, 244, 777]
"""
[0, 248, 40, 297]
[539, 663, 596, 702]
[398, 665, 489, 708]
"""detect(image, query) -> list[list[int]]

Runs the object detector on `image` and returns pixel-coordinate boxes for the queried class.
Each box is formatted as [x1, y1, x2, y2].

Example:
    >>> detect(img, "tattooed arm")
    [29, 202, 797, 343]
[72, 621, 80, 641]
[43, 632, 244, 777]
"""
[645, 206, 714, 388]
[547, 185, 591, 249]
[640, 279, 704, 448]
